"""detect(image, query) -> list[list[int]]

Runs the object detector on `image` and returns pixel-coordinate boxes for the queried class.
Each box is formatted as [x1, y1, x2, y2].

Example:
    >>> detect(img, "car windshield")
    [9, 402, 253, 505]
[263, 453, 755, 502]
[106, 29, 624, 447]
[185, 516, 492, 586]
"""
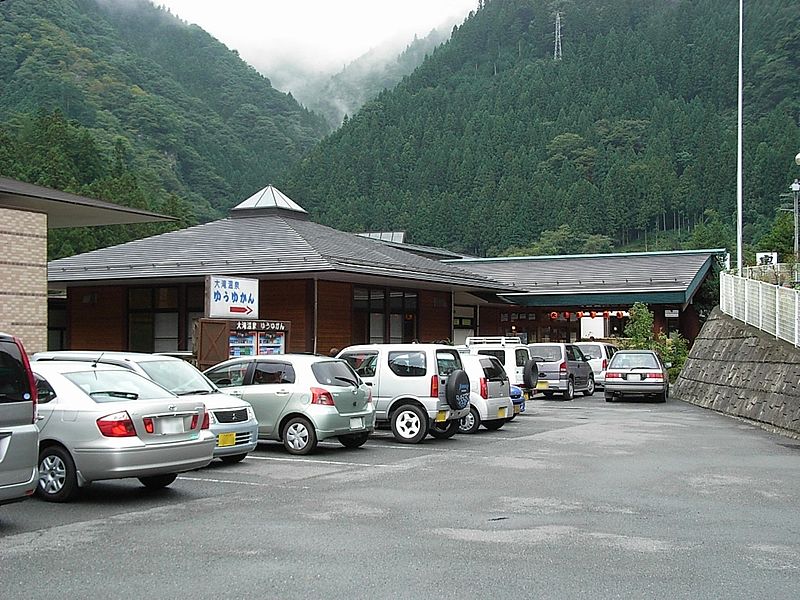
[577, 344, 601, 359]
[609, 353, 659, 370]
[64, 370, 176, 402]
[529, 345, 562, 362]
[138, 360, 215, 395]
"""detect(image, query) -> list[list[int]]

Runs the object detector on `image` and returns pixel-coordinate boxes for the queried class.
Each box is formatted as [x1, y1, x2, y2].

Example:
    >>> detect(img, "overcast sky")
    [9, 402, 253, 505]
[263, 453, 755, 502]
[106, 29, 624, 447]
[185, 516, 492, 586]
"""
[157, 0, 476, 80]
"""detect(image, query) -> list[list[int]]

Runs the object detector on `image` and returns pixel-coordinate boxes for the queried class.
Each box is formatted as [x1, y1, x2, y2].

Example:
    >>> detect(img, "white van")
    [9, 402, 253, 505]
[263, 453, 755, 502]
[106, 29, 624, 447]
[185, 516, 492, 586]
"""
[464, 337, 538, 397]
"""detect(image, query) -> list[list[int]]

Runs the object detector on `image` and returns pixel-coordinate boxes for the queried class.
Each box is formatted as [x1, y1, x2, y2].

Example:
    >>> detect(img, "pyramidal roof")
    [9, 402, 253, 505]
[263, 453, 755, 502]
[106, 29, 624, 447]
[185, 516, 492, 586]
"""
[231, 185, 308, 218]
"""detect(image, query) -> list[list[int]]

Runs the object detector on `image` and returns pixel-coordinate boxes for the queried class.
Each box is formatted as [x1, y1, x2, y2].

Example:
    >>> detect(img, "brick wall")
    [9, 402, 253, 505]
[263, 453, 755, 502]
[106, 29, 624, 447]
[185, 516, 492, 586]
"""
[0, 208, 48, 353]
[672, 307, 800, 434]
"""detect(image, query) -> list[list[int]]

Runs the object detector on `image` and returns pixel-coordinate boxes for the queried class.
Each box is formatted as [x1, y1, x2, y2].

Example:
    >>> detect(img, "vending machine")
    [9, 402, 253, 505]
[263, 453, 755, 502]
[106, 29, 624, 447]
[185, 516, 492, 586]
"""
[228, 320, 289, 357]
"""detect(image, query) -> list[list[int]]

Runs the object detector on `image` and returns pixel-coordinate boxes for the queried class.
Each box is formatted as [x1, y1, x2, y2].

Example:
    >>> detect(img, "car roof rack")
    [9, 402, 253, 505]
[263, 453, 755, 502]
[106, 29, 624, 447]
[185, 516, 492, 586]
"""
[465, 336, 523, 346]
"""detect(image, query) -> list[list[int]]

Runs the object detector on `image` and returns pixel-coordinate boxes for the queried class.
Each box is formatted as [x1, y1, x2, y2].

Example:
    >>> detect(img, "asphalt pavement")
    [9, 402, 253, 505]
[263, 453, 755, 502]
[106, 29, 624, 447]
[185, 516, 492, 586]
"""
[1, 394, 799, 599]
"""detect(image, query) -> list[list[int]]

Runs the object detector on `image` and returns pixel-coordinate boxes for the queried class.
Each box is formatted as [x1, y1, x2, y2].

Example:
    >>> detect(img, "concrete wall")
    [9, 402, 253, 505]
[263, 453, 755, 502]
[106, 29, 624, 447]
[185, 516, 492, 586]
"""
[0, 207, 48, 353]
[672, 307, 800, 434]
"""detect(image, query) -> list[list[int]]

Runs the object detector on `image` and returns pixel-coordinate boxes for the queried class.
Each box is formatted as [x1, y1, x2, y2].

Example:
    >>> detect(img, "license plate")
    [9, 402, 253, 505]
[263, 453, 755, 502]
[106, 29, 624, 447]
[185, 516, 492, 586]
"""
[349, 417, 364, 430]
[536, 381, 549, 390]
[217, 432, 236, 447]
[158, 417, 184, 434]
[523, 390, 530, 401]
[514, 404, 521, 414]
[627, 374, 642, 381]
[435, 410, 447, 423]
[498, 407, 507, 418]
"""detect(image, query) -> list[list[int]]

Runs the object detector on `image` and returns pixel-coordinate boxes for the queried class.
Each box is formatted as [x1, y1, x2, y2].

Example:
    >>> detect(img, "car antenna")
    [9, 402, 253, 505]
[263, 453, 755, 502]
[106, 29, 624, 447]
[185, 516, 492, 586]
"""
[92, 352, 105, 368]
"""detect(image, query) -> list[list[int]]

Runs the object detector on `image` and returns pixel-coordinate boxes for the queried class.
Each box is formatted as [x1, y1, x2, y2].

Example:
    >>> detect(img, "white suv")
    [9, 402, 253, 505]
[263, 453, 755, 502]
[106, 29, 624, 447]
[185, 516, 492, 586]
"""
[465, 337, 538, 396]
[458, 354, 513, 434]
[338, 344, 470, 444]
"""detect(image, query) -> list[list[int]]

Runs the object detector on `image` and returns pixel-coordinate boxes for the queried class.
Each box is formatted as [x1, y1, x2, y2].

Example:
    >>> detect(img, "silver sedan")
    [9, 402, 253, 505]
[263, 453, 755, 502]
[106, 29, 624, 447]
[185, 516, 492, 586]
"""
[603, 350, 669, 403]
[31, 361, 216, 502]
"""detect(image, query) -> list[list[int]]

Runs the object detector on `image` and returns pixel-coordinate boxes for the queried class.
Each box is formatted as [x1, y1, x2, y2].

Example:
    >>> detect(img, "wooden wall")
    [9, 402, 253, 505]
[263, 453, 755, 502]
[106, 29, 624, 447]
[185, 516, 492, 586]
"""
[419, 290, 452, 342]
[67, 285, 126, 350]
[260, 279, 311, 353]
[316, 280, 352, 355]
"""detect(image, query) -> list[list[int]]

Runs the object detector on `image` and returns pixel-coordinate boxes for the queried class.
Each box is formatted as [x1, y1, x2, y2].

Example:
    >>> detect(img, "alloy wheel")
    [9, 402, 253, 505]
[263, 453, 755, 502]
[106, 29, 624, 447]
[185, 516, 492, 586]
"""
[39, 454, 66, 495]
[396, 410, 421, 439]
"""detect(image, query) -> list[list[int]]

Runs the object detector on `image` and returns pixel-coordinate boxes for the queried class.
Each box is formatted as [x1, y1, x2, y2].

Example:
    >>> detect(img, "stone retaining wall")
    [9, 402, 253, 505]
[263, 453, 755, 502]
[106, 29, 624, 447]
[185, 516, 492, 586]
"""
[672, 307, 800, 434]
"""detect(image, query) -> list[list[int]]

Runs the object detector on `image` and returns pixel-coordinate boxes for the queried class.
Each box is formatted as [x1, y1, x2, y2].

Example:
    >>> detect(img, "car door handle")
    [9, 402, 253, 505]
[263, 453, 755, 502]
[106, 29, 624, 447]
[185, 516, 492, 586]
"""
[36, 414, 46, 421]
[276, 390, 290, 396]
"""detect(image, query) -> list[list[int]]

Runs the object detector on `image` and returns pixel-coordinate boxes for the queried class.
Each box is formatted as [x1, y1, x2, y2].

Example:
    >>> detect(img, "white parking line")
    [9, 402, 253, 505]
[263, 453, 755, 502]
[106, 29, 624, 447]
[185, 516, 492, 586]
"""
[246, 455, 391, 468]
[178, 476, 271, 487]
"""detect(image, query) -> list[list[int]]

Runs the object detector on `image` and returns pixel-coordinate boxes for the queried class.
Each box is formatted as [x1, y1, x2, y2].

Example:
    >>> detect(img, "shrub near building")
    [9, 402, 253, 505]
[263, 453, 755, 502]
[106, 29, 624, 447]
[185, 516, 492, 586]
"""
[620, 302, 689, 382]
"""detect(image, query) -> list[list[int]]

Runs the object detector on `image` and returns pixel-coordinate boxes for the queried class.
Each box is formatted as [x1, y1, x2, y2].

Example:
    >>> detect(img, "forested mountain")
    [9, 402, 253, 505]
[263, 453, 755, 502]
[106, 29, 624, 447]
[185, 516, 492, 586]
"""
[294, 27, 452, 129]
[0, 0, 329, 257]
[282, 0, 800, 259]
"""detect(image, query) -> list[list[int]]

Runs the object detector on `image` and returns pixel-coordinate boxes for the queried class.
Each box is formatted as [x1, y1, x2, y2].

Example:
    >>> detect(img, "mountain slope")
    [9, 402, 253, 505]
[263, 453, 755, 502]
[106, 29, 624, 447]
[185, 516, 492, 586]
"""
[0, 0, 330, 220]
[281, 0, 800, 257]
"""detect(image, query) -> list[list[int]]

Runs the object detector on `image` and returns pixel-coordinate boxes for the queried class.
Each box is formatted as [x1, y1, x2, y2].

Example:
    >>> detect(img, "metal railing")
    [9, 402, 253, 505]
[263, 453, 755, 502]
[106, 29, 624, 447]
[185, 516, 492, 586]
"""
[720, 267, 800, 347]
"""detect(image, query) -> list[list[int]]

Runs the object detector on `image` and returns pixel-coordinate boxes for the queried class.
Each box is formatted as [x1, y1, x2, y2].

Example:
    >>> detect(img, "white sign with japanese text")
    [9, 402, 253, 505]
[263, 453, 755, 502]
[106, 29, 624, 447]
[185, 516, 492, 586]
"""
[206, 275, 259, 319]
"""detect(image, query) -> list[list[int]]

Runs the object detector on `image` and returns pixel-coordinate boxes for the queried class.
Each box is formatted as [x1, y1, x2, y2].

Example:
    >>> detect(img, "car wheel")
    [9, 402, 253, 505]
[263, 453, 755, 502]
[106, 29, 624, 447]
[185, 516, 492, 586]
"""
[339, 432, 370, 449]
[282, 417, 318, 455]
[582, 375, 595, 396]
[563, 378, 574, 400]
[482, 419, 505, 431]
[458, 406, 481, 434]
[37, 445, 78, 503]
[429, 419, 459, 439]
[139, 473, 178, 489]
[657, 387, 668, 403]
[390, 404, 428, 444]
[220, 453, 248, 464]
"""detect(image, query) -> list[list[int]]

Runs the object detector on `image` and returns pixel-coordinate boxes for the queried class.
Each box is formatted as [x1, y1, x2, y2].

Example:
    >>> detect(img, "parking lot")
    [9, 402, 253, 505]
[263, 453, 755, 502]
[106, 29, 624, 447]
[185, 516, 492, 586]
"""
[2, 394, 799, 599]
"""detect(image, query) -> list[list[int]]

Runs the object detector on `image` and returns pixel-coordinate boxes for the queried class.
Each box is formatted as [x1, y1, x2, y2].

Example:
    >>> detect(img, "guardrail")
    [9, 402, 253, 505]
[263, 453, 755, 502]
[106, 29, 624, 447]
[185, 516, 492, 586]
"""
[720, 269, 800, 347]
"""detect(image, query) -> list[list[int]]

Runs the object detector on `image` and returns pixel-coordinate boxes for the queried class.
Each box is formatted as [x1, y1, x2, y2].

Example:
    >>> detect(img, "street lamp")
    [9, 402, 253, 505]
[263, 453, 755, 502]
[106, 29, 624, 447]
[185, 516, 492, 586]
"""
[791, 177, 800, 263]
[736, 0, 743, 274]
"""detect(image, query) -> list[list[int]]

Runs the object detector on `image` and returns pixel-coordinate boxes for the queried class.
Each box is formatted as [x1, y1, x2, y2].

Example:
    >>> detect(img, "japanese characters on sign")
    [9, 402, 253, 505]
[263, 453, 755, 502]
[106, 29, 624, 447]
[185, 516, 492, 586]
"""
[206, 275, 259, 319]
[234, 320, 287, 332]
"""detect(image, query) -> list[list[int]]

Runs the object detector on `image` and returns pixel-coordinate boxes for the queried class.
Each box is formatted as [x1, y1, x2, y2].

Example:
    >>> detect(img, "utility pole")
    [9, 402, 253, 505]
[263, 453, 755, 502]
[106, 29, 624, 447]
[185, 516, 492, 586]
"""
[791, 178, 800, 263]
[554, 12, 562, 60]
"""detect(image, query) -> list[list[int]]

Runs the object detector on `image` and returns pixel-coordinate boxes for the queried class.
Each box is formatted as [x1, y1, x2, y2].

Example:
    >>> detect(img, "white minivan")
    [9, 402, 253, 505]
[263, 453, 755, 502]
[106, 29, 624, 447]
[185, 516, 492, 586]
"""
[465, 337, 538, 398]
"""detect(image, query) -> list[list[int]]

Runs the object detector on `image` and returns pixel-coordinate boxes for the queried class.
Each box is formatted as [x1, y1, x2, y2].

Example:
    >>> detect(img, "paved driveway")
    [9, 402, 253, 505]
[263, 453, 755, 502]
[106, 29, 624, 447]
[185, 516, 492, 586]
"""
[1, 395, 798, 599]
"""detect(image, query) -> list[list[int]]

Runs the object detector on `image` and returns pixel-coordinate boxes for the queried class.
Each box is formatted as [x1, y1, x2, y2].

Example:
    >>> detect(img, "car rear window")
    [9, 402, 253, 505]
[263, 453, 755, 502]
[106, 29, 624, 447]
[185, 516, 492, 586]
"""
[609, 353, 659, 369]
[311, 360, 359, 386]
[479, 357, 507, 381]
[0, 339, 32, 403]
[388, 351, 426, 377]
[515, 348, 529, 367]
[436, 350, 462, 376]
[529, 345, 562, 362]
[64, 370, 174, 402]
[577, 344, 602, 359]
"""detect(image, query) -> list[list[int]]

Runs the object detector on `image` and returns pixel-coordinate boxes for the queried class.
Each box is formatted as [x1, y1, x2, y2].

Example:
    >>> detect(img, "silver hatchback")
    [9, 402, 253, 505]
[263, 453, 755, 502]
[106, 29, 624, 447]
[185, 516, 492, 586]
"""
[31, 361, 216, 502]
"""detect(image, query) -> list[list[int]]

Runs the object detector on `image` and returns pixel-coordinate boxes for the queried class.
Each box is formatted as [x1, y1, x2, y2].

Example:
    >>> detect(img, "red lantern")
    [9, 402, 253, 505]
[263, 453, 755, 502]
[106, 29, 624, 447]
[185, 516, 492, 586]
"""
[550, 311, 558, 320]
[590, 311, 597, 319]
[564, 311, 571, 319]
[576, 311, 584, 319]
[602, 311, 610, 319]
[616, 311, 624, 319]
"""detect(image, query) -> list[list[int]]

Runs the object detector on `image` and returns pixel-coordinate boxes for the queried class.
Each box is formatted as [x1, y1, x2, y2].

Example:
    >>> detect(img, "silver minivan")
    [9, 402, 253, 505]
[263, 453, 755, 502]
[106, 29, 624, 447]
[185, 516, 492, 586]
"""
[528, 343, 595, 400]
[0, 333, 39, 506]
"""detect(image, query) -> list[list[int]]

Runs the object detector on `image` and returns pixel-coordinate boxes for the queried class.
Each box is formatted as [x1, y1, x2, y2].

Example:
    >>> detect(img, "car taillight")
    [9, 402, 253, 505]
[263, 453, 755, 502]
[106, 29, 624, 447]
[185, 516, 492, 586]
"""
[202, 410, 210, 429]
[479, 377, 488, 399]
[605, 372, 622, 379]
[143, 417, 154, 434]
[97, 411, 136, 437]
[366, 386, 373, 403]
[559, 362, 567, 375]
[645, 373, 664, 380]
[311, 387, 335, 405]
[430, 375, 439, 398]
[601, 359, 608, 370]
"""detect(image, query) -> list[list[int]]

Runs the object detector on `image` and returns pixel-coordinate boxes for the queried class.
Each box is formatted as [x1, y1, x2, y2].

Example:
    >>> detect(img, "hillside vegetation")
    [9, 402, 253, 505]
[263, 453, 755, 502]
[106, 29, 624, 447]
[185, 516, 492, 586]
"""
[282, 0, 800, 258]
[0, 0, 329, 257]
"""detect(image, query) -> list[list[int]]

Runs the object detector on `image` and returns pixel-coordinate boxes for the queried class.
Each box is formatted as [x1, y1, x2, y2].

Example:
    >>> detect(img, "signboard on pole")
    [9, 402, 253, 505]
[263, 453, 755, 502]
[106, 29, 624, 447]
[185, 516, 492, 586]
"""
[206, 275, 259, 319]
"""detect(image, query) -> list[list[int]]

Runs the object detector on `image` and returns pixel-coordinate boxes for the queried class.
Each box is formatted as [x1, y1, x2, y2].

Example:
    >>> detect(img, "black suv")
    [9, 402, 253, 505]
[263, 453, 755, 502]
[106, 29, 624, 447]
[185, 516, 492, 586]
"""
[0, 332, 39, 505]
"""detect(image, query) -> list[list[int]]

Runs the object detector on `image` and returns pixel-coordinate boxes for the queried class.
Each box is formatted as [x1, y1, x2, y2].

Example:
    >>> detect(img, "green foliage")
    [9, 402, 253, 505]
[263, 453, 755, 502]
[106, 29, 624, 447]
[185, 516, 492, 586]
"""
[0, 0, 329, 225]
[502, 224, 613, 256]
[281, 0, 800, 257]
[621, 302, 689, 382]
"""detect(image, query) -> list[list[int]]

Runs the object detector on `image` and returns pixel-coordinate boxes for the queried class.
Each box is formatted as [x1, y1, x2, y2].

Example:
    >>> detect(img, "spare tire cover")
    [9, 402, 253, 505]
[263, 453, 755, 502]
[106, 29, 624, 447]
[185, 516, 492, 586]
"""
[523, 359, 539, 389]
[445, 369, 471, 410]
